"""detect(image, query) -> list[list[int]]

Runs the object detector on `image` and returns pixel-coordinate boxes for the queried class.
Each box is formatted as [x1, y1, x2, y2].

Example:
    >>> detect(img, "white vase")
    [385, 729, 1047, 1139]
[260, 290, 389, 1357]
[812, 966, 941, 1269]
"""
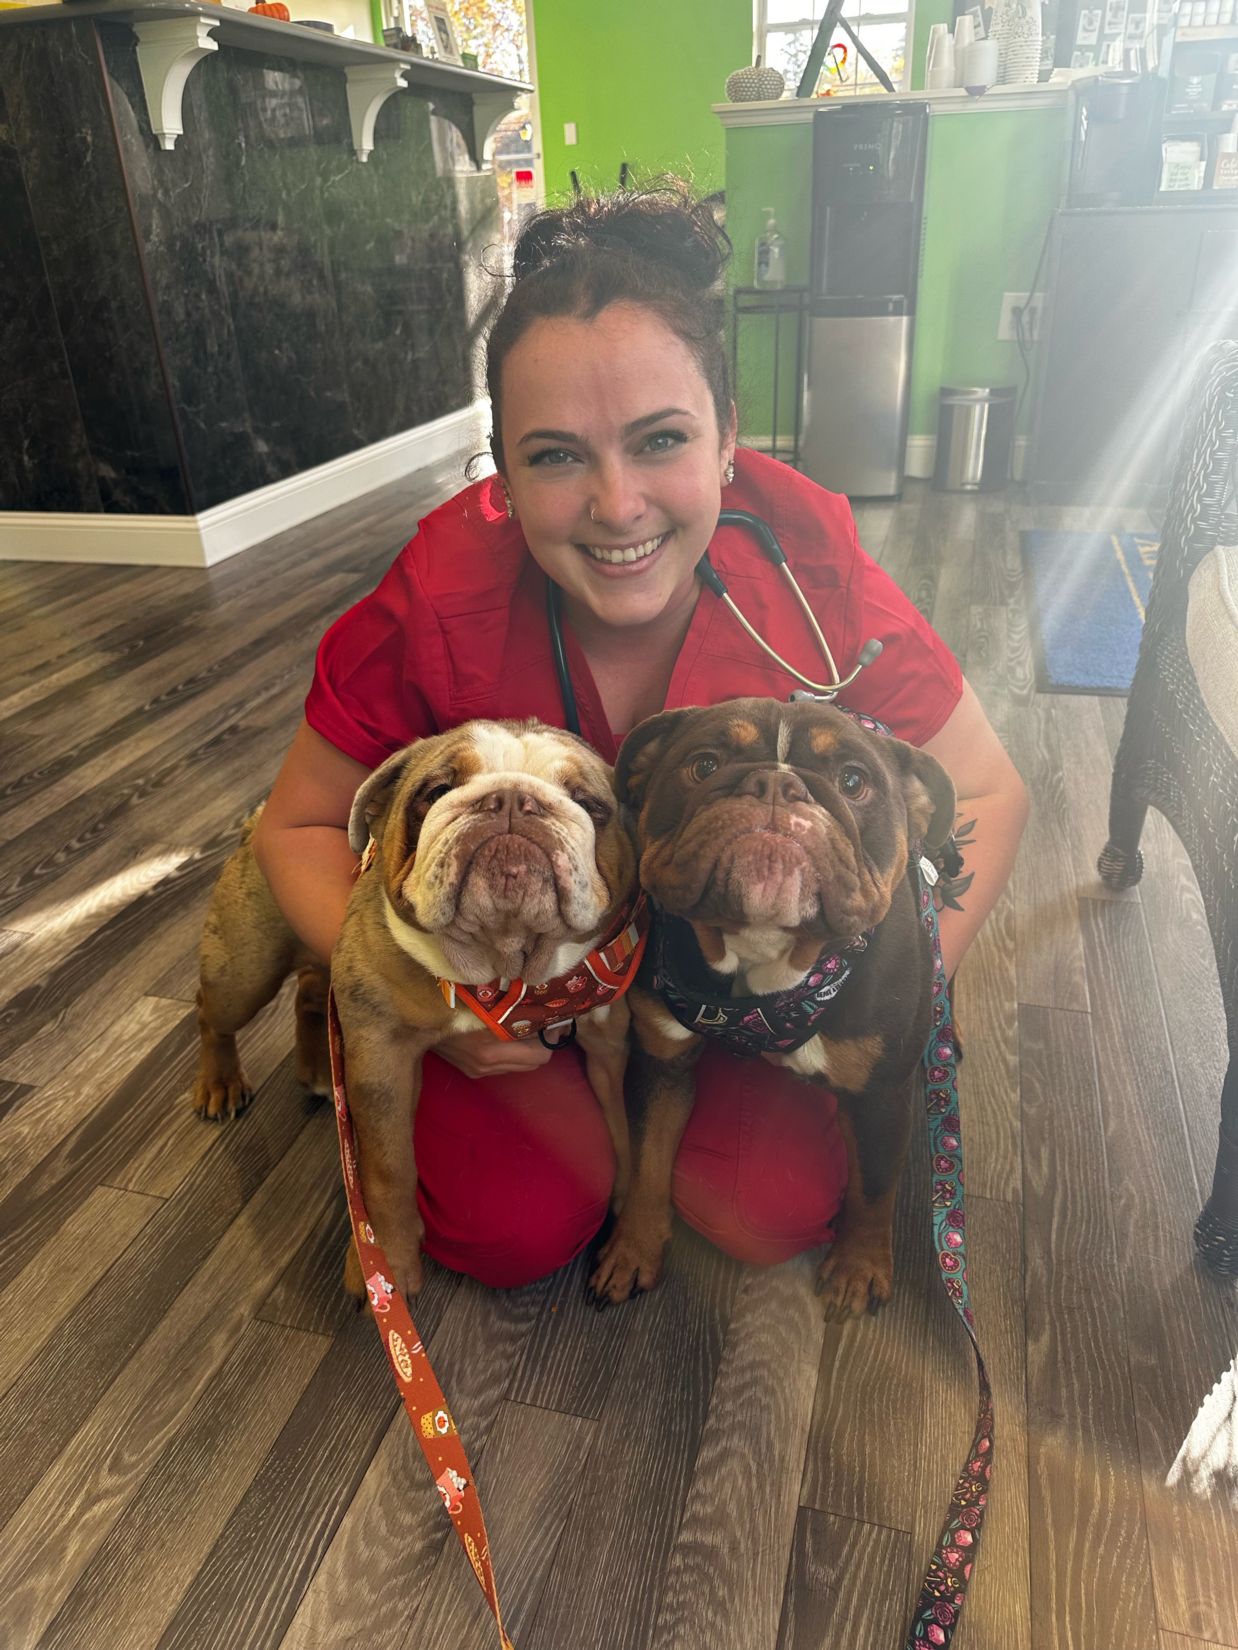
[989, 0, 1042, 84]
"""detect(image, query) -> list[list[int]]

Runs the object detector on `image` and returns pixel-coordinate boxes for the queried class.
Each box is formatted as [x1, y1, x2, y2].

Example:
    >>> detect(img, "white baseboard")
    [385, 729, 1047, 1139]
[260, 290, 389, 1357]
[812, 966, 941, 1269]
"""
[905, 433, 1029, 483]
[0, 401, 491, 568]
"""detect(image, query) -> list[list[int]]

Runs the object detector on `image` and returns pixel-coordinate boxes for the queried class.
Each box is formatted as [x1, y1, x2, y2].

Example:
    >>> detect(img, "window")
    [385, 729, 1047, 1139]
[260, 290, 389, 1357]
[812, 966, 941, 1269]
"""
[756, 0, 912, 97]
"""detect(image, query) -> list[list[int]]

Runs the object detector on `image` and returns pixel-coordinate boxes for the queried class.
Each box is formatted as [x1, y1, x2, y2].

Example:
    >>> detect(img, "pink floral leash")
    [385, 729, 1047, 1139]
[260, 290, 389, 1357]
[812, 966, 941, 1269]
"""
[905, 866, 993, 1647]
[327, 994, 514, 1650]
[327, 862, 990, 1650]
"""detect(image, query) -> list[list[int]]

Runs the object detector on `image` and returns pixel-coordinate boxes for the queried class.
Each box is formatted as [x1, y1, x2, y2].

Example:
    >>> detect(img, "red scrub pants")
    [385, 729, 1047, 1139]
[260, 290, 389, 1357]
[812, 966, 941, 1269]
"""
[413, 1044, 849, 1288]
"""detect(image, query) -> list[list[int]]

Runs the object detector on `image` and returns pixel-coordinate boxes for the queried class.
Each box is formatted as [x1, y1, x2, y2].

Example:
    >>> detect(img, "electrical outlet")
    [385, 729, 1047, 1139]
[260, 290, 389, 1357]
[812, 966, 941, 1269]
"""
[563, 121, 578, 146]
[998, 291, 1044, 344]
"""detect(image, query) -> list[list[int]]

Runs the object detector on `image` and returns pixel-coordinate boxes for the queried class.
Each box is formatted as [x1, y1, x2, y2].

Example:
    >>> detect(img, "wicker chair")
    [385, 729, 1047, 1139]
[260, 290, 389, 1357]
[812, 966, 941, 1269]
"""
[1098, 338, 1238, 1278]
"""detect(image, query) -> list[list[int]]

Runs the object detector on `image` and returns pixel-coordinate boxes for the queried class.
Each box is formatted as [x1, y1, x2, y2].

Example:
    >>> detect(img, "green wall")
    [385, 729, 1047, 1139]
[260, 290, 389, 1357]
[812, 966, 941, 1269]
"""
[909, 0, 954, 90]
[531, 0, 750, 202]
[911, 106, 1065, 435]
[725, 100, 1069, 443]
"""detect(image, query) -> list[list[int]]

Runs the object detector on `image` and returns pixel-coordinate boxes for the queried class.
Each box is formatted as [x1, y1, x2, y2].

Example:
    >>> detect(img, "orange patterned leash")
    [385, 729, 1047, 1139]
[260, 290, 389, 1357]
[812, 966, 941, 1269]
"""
[327, 993, 514, 1650]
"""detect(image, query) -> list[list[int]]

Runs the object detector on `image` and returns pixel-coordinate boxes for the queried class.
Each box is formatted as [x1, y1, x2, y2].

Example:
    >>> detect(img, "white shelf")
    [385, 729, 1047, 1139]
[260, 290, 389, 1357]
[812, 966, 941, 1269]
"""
[1, 0, 529, 164]
[713, 84, 1069, 127]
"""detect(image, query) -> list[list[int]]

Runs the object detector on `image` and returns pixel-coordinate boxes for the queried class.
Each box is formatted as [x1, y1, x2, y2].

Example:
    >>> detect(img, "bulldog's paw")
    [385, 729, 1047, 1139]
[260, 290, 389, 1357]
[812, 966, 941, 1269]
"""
[343, 1239, 424, 1307]
[587, 1214, 667, 1307]
[375, 1224, 425, 1303]
[293, 1043, 332, 1100]
[815, 1239, 894, 1320]
[192, 1068, 252, 1122]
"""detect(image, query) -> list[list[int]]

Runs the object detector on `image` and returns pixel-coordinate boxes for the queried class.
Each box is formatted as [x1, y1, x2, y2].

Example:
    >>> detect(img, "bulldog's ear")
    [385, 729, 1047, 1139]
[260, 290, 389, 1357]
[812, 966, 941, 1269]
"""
[614, 709, 693, 812]
[890, 741, 956, 852]
[347, 746, 414, 854]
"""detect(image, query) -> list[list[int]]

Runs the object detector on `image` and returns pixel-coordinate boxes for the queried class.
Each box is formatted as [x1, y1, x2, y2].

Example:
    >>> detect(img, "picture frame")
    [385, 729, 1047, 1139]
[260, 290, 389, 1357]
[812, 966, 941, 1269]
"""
[1102, 0, 1127, 33]
[425, 3, 461, 62]
[1076, 7, 1102, 44]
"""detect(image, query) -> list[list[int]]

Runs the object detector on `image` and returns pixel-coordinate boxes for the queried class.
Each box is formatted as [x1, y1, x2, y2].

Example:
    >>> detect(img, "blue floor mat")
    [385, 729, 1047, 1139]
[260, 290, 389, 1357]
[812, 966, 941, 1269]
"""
[1020, 529, 1158, 694]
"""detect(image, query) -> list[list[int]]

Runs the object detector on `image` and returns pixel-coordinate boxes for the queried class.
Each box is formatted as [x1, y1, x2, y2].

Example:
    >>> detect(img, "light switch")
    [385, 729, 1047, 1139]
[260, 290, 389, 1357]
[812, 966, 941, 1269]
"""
[564, 121, 577, 145]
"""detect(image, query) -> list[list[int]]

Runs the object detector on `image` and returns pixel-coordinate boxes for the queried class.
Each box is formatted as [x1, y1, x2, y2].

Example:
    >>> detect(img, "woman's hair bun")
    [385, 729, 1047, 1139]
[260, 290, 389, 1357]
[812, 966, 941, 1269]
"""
[511, 179, 731, 292]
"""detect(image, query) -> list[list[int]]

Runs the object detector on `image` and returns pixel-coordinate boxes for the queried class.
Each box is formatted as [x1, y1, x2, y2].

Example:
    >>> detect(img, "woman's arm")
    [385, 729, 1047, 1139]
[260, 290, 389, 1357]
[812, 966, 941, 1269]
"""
[251, 719, 371, 965]
[919, 680, 1029, 980]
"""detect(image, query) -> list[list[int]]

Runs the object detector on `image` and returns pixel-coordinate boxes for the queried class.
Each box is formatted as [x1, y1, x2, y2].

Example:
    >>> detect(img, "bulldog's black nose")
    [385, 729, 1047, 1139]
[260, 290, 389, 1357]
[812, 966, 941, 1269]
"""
[476, 789, 544, 817]
[738, 767, 811, 806]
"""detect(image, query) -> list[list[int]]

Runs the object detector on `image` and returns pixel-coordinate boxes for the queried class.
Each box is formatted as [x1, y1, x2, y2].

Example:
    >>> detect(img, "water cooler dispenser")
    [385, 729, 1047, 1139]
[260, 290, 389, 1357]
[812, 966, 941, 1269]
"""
[801, 101, 929, 499]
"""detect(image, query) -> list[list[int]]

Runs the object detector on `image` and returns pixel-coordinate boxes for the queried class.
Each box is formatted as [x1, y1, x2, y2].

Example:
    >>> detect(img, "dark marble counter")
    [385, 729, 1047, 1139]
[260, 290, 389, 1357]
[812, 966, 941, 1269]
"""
[0, 1, 525, 514]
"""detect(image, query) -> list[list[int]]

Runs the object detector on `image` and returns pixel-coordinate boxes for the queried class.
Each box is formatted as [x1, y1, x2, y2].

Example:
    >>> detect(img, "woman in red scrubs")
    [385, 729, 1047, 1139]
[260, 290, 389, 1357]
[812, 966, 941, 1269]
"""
[253, 185, 1028, 1289]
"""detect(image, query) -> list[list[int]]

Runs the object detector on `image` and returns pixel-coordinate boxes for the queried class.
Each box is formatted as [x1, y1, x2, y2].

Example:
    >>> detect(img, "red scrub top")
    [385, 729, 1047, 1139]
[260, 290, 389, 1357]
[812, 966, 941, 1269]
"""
[305, 446, 962, 766]
[305, 446, 962, 1287]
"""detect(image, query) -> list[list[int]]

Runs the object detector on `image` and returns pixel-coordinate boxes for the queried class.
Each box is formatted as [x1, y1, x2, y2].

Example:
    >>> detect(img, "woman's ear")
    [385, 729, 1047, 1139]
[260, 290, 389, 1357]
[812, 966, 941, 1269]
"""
[722, 400, 738, 471]
[614, 709, 693, 814]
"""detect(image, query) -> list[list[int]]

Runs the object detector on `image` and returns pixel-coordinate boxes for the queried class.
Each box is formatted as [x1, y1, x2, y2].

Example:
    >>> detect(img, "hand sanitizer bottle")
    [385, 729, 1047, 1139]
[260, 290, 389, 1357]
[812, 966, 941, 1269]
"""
[754, 207, 787, 289]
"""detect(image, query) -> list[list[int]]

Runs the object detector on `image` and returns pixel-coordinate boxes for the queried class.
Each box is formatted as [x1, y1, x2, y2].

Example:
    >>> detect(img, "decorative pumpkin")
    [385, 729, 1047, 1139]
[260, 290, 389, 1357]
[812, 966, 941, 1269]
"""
[249, 3, 292, 18]
[725, 56, 786, 102]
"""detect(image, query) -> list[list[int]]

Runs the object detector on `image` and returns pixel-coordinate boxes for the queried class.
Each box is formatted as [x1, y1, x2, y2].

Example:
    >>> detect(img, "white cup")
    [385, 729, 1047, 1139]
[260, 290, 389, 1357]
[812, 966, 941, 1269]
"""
[960, 38, 999, 88]
[926, 22, 955, 80]
[953, 14, 977, 55]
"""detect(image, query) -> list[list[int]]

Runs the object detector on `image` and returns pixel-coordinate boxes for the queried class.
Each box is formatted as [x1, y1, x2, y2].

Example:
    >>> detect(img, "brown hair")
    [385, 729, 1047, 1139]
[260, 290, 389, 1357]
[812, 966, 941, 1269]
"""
[486, 181, 733, 474]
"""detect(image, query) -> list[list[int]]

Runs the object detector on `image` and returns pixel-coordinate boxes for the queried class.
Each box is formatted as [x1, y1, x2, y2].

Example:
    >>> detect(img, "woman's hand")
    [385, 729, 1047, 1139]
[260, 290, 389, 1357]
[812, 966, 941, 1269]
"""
[433, 1029, 554, 1078]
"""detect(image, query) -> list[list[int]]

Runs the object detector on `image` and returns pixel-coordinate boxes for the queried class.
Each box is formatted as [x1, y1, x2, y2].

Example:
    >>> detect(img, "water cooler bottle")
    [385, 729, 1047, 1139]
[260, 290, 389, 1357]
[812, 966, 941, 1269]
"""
[801, 101, 929, 499]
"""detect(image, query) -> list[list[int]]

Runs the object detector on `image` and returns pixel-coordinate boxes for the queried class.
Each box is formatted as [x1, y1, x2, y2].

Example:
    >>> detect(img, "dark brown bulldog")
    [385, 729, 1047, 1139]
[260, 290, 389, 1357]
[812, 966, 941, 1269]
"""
[589, 696, 956, 1318]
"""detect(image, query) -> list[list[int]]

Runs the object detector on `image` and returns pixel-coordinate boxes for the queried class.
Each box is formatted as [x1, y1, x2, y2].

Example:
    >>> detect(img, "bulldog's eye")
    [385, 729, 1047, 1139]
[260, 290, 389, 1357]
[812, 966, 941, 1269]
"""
[421, 781, 453, 806]
[839, 765, 870, 801]
[572, 791, 612, 825]
[688, 752, 720, 783]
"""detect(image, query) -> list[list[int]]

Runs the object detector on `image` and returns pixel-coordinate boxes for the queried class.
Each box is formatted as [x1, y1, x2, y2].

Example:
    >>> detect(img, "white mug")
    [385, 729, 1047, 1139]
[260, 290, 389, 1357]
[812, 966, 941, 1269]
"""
[961, 38, 1000, 87]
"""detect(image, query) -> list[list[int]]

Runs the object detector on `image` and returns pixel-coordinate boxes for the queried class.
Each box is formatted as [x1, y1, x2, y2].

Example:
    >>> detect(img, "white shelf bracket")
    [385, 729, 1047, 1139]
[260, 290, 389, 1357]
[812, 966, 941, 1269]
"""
[345, 64, 408, 162]
[133, 17, 220, 152]
[428, 86, 520, 167]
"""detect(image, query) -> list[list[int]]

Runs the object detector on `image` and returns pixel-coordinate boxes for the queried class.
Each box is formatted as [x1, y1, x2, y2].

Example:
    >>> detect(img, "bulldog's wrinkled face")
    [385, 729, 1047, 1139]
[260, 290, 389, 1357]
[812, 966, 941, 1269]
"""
[616, 698, 955, 946]
[348, 721, 634, 979]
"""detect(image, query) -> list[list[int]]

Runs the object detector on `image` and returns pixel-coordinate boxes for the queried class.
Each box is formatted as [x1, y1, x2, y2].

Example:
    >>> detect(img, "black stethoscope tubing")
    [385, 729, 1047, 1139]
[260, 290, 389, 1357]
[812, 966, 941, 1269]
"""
[546, 509, 881, 737]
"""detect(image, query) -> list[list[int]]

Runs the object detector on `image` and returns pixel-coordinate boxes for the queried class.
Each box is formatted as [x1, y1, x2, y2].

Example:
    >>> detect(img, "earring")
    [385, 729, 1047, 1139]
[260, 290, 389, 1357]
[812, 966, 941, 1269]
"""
[724, 460, 735, 485]
[502, 484, 515, 520]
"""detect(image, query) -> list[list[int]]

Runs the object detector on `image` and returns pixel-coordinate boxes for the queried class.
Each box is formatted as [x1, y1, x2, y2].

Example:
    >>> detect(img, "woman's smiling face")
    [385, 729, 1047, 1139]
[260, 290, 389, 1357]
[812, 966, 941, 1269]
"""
[499, 302, 736, 632]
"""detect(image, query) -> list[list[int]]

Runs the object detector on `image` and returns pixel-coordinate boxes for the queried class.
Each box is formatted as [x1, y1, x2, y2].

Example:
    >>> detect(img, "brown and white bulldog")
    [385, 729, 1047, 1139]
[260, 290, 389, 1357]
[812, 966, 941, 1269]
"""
[589, 696, 956, 1318]
[192, 720, 639, 1301]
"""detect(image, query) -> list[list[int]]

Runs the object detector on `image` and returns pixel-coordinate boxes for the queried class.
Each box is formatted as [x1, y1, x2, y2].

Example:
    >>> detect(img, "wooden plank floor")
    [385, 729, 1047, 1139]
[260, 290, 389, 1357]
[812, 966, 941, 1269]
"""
[1, 469, 1235, 1650]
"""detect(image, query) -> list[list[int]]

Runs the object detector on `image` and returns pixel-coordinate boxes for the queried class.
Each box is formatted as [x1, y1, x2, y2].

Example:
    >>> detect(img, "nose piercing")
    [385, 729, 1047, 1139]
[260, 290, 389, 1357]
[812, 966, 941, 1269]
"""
[590, 504, 599, 523]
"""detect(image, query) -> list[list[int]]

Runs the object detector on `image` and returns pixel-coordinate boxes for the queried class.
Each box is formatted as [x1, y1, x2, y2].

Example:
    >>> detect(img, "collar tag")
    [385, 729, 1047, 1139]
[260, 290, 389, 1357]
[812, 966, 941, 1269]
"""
[918, 854, 939, 888]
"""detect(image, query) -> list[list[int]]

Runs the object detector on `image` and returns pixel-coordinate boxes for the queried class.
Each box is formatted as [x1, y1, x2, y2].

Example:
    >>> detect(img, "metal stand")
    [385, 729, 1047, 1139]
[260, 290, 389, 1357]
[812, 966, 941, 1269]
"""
[731, 285, 809, 469]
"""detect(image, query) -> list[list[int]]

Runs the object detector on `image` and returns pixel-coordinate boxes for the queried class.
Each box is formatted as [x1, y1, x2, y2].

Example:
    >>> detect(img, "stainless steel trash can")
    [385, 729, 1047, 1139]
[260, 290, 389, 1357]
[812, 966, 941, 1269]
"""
[933, 386, 1017, 492]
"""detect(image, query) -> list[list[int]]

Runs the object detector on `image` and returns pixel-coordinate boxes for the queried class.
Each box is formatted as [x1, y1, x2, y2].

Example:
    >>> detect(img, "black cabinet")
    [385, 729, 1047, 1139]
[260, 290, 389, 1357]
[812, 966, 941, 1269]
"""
[1029, 206, 1238, 505]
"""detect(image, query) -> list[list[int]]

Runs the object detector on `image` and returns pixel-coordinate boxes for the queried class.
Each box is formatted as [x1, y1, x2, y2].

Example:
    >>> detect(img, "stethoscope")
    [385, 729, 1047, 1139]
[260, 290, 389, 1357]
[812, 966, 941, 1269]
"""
[546, 507, 884, 737]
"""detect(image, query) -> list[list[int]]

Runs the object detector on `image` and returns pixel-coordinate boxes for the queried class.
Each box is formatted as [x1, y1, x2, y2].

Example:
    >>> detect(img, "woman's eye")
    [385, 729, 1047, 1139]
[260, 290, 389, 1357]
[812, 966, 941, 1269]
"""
[642, 430, 687, 455]
[688, 753, 720, 783]
[528, 447, 579, 467]
[839, 766, 869, 800]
